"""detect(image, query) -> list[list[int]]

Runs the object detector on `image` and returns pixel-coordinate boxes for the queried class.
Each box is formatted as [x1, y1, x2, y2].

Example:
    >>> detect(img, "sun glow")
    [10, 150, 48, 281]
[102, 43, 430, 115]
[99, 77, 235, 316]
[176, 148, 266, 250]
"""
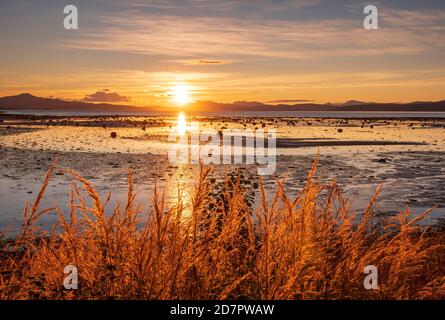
[171, 85, 191, 106]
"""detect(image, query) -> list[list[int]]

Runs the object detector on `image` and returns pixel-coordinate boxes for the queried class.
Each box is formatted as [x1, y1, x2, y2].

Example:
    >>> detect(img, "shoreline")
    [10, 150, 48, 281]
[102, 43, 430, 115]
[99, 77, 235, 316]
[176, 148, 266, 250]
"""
[4, 111, 445, 122]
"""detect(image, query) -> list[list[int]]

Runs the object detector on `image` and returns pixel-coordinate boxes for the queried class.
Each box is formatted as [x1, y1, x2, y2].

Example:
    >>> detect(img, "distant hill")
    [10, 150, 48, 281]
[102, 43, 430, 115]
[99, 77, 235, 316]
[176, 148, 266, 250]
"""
[331, 100, 445, 112]
[341, 100, 374, 107]
[0, 93, 156, 112]
[1, 93, 445, 113]
[189, 99, 445, 112]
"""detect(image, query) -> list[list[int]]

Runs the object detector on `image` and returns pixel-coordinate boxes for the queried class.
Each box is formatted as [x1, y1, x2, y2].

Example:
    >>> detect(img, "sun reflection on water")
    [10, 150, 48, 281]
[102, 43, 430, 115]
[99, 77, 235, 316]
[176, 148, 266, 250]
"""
[176, 112, 188, 136]
[165, 165, 196, 221]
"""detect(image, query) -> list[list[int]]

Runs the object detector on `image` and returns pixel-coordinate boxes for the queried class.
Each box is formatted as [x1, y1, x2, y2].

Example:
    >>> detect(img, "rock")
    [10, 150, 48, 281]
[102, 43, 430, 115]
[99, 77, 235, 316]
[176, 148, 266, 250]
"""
[378, 158, 387, 163]
[110, 132, 117, 138]
[337, 129, 343, 133]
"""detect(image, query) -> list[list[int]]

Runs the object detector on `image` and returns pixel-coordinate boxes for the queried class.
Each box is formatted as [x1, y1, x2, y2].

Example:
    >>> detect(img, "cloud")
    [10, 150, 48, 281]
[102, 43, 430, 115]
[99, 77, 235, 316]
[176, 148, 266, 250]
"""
[179, 59, 232, 65]
[82, 90, 131, 102]
[61, 7, 445, 62]
[126, 0, 321, 16]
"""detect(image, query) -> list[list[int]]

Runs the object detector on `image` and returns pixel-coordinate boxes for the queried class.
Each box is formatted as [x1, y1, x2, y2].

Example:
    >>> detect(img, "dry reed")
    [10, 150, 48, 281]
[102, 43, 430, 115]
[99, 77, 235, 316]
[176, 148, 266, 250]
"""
[0, 159, 444, 300]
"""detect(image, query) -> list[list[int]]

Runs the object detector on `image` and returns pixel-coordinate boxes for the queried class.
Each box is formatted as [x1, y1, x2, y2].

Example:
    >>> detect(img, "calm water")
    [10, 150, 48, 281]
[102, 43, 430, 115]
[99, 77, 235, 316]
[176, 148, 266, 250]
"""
[4, 109, 445, 119]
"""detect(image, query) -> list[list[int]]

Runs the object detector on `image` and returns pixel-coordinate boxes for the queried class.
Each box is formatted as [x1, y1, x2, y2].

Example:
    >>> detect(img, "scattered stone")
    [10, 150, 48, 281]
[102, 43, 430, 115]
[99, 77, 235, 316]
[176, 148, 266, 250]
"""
[110, 132, 117, 138]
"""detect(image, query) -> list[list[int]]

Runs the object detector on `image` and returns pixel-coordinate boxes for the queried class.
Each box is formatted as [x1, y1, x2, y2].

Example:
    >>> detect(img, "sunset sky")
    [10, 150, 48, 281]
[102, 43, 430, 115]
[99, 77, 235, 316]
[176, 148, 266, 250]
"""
[1, 0, 445, 106]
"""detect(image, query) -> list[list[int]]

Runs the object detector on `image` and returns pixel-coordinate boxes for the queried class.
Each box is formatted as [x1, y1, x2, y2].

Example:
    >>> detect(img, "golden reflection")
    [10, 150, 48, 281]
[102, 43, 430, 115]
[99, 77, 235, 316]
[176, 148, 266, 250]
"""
[176, 112, 188, 135]
[165, 165, 194, 221]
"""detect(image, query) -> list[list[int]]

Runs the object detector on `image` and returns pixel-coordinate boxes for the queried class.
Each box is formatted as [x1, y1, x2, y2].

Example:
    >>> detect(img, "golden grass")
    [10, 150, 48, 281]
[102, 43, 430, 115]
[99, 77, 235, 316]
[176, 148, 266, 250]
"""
[0, 158, 444, 300]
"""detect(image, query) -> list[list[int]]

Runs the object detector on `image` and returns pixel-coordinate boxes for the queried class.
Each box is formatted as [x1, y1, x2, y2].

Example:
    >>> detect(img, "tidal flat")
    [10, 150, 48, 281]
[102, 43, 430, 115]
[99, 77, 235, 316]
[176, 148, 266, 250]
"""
[1, 114, 444, 231]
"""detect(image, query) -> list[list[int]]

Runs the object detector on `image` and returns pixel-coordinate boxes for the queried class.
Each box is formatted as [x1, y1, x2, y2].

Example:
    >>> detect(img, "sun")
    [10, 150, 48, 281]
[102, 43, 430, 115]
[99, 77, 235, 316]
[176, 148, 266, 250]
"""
[171, 85, 191, 106]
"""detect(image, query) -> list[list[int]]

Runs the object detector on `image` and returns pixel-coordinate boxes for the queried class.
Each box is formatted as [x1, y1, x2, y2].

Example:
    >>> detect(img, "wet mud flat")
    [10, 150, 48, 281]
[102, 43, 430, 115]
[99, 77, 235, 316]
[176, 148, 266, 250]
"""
[0, 115, 444, 229]
[0, 145, 444, 229]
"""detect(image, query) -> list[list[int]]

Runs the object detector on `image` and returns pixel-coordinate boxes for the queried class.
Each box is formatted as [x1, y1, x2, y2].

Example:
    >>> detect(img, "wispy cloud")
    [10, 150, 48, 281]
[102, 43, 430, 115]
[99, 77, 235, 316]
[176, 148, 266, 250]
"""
[125, 0, 321, 16]
[177, 59, 232, 66]
[61, 6, 445, 63]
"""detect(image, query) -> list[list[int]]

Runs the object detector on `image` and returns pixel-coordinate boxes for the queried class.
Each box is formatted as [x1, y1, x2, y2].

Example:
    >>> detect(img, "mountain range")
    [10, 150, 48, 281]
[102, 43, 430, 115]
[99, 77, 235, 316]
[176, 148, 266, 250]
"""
[0, 93, 157, 112]
[1, 93, 445, 113]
